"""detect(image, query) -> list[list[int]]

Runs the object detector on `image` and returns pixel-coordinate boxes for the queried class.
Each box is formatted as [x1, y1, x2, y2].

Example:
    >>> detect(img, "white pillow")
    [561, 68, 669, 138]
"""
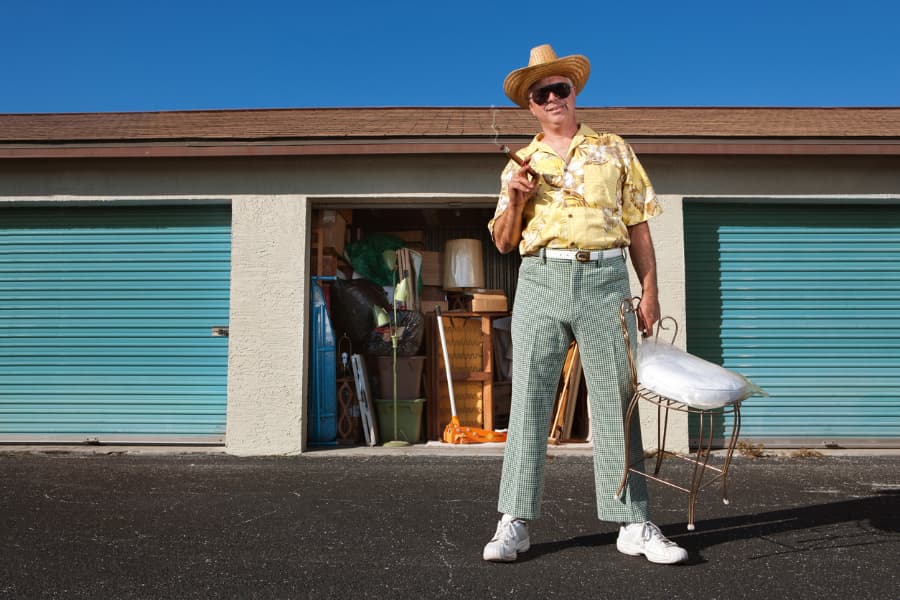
[637, 339, 766, 409]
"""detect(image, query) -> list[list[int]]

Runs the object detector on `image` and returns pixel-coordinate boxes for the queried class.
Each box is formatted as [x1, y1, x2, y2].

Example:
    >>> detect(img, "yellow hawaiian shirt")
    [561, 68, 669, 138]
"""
[488, 124, 662, 255]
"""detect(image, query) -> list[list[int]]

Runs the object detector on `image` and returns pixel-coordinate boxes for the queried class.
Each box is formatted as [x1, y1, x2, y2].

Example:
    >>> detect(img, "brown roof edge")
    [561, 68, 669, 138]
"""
[1, 106, 899, 144]
[1, 138, 899, 160]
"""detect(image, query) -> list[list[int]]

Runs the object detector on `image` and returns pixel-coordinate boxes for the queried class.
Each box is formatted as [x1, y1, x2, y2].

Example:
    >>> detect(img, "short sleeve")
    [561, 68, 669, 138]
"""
[487, 160, 519, 241]
[621, 143, 662, 226]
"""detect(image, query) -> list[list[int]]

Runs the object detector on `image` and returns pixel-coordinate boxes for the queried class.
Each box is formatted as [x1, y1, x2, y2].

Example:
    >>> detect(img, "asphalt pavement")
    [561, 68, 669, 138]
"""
[1, 449, 898, 599]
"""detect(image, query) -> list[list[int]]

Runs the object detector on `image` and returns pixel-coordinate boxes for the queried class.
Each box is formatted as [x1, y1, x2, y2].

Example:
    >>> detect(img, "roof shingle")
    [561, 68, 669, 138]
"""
[1, 106, 898, 143]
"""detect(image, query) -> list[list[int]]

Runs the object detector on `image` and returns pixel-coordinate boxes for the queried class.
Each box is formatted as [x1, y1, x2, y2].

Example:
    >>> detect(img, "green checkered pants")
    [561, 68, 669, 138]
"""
[497, 252, 649, 523]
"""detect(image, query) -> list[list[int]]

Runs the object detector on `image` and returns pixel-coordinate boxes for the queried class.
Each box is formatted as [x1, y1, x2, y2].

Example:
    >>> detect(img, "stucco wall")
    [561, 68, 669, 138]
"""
[2, 152, 900, 455]
[4, 153, 900, 199]
[628, 195, 689, 452]
[225, 195, 309, 455]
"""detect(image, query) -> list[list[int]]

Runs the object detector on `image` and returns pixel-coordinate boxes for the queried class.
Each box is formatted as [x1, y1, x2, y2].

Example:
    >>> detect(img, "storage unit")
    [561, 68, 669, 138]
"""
[0, 205, 232, 443]
[684, 200, 900, 447]
[307, 211, 517, 444]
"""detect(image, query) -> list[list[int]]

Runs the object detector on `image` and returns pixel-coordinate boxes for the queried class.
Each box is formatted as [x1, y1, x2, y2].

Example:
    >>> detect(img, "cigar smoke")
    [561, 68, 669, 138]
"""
[490, 105, 550, 184]
[490, 105, 501, 147]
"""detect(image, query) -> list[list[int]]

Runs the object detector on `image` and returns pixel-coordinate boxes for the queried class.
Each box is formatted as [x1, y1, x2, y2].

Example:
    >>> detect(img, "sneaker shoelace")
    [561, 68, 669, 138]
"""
[492, 519, 521, 544]
[643, 522, 677, 547]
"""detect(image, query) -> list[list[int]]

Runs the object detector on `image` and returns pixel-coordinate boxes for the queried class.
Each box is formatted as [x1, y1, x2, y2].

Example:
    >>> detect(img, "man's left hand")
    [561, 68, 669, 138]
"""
[627, 221, 661, 338]
[637, 292, 660, 338]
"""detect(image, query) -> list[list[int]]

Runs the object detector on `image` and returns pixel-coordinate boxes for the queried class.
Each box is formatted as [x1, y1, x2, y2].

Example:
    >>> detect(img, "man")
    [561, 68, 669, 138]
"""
[483, 44, 688, 565]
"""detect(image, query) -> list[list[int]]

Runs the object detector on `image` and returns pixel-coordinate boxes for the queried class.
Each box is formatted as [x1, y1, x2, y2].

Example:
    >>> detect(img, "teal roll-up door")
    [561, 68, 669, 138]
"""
[0, 205, 231, 443]
[684, 200, 900, 447]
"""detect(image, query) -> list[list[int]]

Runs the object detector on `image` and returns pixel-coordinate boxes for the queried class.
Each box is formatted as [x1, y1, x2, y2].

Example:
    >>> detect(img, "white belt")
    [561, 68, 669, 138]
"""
[538, 248, 625, 262]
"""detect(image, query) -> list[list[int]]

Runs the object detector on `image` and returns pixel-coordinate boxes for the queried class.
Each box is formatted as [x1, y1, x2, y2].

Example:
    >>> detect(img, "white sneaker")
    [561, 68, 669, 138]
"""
[616, 521, 688, 564]
[482, 514, 530, 562]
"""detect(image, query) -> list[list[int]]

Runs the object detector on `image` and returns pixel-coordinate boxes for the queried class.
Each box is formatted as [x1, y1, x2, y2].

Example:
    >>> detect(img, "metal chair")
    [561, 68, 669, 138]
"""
[617, 297, 743, 531]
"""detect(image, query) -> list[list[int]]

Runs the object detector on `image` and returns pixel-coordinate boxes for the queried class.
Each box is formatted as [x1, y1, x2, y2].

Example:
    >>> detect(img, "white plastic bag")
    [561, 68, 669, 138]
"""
[637, 338, 766, 409]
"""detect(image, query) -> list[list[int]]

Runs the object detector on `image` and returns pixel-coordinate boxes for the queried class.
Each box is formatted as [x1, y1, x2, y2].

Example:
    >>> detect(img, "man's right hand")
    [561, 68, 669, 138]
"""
[493, 159, 536, 254]
[507, 159, 537, 208]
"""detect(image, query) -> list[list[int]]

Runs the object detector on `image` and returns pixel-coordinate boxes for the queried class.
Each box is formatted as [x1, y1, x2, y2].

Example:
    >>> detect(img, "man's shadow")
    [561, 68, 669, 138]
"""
[523, 491, 899, 563]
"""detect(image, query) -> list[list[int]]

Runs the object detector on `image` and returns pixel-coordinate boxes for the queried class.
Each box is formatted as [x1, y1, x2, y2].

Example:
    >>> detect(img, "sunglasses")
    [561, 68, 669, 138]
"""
[529, 82, 572, 105]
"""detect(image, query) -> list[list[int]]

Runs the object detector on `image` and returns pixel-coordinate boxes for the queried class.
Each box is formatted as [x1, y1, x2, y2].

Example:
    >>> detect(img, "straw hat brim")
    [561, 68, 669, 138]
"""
[503, 55, 591, 108]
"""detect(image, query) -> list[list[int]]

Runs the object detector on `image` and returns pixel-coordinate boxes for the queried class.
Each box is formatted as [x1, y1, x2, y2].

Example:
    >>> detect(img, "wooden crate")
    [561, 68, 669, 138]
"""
[435, 315, 484, 427]
[426, 311, 511, 439]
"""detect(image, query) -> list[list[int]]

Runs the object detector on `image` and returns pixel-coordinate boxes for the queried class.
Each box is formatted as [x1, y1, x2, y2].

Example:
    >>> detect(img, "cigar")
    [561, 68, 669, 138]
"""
[501, 144, 541, 180]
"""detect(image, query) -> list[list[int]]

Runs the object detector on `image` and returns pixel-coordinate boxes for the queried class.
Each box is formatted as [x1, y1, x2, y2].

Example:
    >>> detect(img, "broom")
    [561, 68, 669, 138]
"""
[436, 307, 507, 444]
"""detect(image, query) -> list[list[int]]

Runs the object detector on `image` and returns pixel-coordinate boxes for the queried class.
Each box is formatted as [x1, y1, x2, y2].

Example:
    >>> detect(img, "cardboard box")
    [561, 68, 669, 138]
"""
[418, 251, 443, 286]
[312, 253, 338, 277]
[316, 210, 347, 256]
[470, 290, 508, 313]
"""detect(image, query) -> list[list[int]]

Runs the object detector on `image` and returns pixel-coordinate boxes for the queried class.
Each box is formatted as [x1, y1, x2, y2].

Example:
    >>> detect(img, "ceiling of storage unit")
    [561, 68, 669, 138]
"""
[354, 207, 495, 232]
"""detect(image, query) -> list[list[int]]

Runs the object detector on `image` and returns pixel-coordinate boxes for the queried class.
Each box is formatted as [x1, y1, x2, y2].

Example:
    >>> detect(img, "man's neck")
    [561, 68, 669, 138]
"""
[540, 121, 579, 157]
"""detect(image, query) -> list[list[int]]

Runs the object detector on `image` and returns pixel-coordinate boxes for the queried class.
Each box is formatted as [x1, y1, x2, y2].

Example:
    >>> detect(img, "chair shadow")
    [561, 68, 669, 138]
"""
[523, 492, 900, 563]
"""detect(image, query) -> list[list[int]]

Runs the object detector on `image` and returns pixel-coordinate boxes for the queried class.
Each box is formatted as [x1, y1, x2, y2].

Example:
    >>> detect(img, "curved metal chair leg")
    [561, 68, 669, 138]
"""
[654, 398, 673, 476]
[721, 403, 742, 504]
[687, 410, 714, 531]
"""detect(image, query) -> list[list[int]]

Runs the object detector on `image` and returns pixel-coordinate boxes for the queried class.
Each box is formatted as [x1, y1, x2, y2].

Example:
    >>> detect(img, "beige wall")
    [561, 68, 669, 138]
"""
[2, 152, 900, 455]
[3, 153, 900, 199]
[628, 195, 689, 452]
[225, 195, 309, 455]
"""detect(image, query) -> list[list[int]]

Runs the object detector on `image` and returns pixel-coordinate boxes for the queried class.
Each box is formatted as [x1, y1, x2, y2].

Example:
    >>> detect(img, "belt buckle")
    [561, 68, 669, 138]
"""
[575, 250, 591, 263]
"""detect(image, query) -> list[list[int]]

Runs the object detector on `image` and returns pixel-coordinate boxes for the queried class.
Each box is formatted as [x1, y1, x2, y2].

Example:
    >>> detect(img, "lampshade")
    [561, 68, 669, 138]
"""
[443, 239, 485, 290]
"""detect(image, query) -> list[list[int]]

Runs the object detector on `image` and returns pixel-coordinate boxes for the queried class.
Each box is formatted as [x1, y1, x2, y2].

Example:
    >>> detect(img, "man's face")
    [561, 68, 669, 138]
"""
[528, 75, 576, 126]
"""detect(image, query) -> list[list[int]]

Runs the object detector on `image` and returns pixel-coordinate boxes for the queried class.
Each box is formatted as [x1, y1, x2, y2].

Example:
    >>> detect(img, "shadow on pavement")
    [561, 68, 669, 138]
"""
[526, 493, 899, 562]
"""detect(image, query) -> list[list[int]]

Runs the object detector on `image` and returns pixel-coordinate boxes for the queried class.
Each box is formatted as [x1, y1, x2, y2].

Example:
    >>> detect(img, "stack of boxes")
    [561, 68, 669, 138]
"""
[417, 250, 447, 314]
[311, 209, 349, 277]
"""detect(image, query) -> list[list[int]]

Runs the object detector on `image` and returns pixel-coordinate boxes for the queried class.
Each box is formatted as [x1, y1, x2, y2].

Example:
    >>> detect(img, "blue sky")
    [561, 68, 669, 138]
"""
[1, 0, 898, 113]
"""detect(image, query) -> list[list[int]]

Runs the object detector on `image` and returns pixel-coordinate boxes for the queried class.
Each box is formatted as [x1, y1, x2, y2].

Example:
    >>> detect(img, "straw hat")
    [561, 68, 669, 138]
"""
[503, 44, 591, 108]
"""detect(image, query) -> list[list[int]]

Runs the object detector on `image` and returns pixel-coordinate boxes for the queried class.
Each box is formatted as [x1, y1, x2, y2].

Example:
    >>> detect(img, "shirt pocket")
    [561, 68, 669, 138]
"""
[583, 162, 622, 210]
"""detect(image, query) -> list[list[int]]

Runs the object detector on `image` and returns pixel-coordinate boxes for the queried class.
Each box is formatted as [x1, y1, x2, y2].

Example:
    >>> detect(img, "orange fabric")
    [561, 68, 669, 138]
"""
[443, 416, 508, 444]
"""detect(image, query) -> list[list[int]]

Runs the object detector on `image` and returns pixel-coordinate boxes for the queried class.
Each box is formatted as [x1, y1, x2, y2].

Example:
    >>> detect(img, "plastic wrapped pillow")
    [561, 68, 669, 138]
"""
[637, 339, 766, 409]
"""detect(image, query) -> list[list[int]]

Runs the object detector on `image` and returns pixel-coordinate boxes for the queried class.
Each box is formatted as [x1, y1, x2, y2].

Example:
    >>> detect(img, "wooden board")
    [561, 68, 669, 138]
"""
[351, 353, 379, 446]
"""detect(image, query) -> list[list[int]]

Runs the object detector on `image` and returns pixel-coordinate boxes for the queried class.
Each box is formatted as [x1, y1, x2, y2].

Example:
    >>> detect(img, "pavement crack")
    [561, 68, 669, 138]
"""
[235, 508, 280, 526]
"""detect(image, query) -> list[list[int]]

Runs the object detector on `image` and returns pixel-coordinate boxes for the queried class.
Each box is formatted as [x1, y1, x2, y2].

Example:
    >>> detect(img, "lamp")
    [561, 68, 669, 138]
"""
[442, 239, 485, 291]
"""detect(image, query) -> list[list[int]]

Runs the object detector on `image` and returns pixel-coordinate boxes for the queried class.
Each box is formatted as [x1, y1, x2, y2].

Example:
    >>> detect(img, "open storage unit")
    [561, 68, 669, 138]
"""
[307, 205, 518, 445]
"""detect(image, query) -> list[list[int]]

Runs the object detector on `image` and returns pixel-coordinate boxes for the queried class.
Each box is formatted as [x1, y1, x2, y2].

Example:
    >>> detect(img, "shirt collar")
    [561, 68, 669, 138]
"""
[529, 123, 600, 154]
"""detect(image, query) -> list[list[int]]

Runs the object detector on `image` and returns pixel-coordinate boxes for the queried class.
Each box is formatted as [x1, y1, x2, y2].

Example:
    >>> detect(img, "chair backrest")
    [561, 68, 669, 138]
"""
[618, 296, 680, 390]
